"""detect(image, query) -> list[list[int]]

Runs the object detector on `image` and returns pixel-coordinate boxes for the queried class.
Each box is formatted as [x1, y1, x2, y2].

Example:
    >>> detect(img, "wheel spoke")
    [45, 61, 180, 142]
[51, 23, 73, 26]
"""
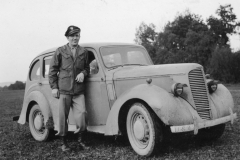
[131, 111, 150, 147]
[127, 103, 162, 156]
[29, 105, 50, 141]
[33, 110, 45, 134]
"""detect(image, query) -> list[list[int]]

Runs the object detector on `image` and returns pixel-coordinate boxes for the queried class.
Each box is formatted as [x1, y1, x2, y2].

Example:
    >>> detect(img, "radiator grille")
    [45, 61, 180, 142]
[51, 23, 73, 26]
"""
[189, 69, 211, 120]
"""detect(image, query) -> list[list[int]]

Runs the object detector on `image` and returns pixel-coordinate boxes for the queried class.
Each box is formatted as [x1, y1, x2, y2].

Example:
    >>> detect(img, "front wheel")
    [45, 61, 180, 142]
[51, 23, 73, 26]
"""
[29, 104, 50, 141]
[126, 102, 162, 156]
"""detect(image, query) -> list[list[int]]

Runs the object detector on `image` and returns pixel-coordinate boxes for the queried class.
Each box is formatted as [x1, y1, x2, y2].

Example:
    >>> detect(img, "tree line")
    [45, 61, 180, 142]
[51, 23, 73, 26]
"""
[135, 4, 240, 83]
[0, 81, 25, 91]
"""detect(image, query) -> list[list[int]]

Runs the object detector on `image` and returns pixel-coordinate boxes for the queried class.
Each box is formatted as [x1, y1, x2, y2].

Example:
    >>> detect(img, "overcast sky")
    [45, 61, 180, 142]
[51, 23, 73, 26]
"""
[0, 0, 240, 83]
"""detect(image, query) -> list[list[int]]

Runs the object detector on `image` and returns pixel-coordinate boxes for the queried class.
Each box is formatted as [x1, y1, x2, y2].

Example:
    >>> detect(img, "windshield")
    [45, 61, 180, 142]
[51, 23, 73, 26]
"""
[100, 46, 153, 68]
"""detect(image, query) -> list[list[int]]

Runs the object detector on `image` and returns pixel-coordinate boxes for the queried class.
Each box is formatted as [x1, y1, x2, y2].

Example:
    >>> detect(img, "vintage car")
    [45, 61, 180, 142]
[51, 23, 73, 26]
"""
[15, 43, 237, 156]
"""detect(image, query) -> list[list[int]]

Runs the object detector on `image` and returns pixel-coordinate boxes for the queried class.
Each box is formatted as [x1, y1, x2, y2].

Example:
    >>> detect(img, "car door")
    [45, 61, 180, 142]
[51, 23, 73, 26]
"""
[40, 54, 79, 128]
[85, 48, 110, 127]
[40, 50, 111, 132]
[40, 54, 61, 127]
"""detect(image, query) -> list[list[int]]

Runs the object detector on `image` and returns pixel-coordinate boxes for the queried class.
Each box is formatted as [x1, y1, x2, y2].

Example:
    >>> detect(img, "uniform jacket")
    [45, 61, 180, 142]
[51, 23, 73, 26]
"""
[49, 44, 90, 95]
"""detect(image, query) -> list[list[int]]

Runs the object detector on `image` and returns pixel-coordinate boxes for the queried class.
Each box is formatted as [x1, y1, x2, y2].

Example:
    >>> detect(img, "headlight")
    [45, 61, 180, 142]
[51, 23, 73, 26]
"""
[207, 80, 218, 94]
[205, 74, 210, 79]
[171, 83, 187, 97]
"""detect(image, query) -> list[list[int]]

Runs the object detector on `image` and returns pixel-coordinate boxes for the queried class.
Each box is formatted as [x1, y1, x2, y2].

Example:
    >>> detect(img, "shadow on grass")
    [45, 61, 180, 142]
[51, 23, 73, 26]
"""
[65, 128, 226, 158]
[153, 131, 228, 157]
[6, 122, 239, 159]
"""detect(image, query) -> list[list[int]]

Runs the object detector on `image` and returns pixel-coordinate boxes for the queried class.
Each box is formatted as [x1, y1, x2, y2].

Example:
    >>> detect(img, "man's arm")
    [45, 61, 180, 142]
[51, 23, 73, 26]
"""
[81, 50, 90, 77]
[49, 49, 60, 89]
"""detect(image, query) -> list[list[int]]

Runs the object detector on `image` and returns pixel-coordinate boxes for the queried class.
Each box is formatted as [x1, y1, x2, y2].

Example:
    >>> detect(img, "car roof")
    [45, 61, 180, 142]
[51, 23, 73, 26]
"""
[30, 42, 142, 67]
[38, 42, 141, 57]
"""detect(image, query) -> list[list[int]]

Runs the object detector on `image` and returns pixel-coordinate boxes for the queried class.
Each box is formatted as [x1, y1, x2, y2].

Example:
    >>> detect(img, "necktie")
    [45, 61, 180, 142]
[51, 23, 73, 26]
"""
[71, 48, 76, 58]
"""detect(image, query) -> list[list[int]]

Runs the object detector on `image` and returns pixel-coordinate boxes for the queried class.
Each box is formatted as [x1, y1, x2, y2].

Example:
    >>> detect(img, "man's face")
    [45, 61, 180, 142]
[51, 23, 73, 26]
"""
[67, 32, 80, 47]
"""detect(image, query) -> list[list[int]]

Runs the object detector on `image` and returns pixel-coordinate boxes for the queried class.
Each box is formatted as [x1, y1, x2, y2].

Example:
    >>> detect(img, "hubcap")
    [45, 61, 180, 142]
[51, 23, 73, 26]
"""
[134, 119, 145, 140]
[34, 113, 43, 130]
[131, 113, 150, 148]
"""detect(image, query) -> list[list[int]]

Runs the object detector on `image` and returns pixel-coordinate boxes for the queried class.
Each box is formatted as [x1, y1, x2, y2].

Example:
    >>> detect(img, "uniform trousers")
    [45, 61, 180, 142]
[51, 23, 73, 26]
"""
[57, 94, 86, 136]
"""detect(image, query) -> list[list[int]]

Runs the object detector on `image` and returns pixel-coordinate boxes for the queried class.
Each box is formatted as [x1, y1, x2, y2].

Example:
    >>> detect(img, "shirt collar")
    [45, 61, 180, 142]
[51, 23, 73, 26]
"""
[68, 43, 79, 50]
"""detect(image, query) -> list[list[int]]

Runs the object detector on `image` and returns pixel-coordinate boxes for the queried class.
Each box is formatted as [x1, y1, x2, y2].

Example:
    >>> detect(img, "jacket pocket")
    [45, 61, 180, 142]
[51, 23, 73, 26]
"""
[74, 81, 85, 94]
[61, 53, 72, 69]
[58, 72, 72, 91]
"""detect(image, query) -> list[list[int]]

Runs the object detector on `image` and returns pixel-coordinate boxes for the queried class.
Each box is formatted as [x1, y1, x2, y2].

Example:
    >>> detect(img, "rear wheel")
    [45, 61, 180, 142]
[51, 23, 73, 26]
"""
[29, 104, 50, 141]
[126, 102, 162, 156]
[196, 124, 225, 141]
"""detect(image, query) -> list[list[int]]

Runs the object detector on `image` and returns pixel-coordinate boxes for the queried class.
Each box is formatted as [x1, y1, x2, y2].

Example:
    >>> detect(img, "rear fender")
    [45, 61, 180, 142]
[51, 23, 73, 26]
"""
[18, 91, 51, 125]
[105, 84, 197, 135]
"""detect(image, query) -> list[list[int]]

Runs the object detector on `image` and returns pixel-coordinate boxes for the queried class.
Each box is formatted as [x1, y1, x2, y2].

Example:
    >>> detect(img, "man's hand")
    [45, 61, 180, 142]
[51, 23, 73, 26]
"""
[52, 89, 59, 99]
[76, 73, 84, 83]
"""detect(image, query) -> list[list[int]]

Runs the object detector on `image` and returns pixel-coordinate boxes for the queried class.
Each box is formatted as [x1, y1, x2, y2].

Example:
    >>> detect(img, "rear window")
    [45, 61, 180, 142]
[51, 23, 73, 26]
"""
[30, 60, 40, 81]
[43, 56, 52, 78]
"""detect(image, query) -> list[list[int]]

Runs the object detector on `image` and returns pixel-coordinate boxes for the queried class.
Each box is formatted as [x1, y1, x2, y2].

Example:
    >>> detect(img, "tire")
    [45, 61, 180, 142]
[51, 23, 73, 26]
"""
[126, 102, 162, 156]
[29, 104, 50, 141]
[196, 124, 225, 141]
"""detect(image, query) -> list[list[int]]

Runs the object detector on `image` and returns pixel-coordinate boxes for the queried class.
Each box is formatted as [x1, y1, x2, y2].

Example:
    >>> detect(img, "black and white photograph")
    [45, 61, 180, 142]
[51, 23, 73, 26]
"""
[1, 0, 240, 159]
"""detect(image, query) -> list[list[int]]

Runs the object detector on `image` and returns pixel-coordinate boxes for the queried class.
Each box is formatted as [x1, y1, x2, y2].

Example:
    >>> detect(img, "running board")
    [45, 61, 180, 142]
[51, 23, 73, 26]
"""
[68, 125, 106, 134]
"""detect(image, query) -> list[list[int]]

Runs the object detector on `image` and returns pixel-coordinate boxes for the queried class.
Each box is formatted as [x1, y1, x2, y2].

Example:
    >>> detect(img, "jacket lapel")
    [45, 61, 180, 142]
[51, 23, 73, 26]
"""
[60, 44, 74, 60]
[74, 45, 85, 62]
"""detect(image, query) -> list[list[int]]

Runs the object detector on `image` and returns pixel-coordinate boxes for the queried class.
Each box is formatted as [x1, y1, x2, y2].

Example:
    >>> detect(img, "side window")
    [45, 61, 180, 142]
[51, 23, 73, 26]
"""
[30, 60, 40, 81]
[88, 51, 99, 75]
[43, 56, 52, 78]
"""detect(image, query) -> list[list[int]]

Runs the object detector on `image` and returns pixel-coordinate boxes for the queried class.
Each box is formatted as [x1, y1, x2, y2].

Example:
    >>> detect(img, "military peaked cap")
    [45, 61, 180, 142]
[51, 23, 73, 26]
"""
[65, 25, 81, 37]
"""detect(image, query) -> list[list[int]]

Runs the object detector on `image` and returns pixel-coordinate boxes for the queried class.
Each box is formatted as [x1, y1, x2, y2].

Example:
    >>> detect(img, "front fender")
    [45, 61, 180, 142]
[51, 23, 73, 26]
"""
[209, 84, 234, 119]
[105, 84, 199, 135]
[18, 91, 51, 125]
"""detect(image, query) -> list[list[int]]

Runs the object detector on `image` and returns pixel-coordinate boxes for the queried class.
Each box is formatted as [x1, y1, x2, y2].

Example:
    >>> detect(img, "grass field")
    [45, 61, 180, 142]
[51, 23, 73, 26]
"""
[0, 85, 240, 160]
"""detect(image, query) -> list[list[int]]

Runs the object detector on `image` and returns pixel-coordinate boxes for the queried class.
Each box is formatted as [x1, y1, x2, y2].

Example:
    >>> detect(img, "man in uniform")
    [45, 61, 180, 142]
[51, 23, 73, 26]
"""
[49, 25, 90, 151]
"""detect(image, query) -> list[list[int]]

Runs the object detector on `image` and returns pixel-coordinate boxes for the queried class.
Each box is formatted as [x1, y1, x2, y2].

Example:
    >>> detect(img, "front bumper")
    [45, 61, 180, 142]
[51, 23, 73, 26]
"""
[170, 113, 237, 134]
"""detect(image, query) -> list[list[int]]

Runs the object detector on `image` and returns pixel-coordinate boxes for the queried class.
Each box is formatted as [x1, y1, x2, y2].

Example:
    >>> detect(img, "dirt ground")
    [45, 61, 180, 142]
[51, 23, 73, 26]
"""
[0, 84, 240, 160]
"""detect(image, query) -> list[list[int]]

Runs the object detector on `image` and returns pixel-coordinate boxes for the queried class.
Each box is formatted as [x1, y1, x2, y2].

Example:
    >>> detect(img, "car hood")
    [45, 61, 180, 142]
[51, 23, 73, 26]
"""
[113, 63, 203, 80]
[112, 63, 205, 110]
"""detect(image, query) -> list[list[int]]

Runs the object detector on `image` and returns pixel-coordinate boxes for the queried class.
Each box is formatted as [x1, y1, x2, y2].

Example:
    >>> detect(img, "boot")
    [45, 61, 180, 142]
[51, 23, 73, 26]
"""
[60, 136, 71, 152]
[78, 132, 89, 150]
